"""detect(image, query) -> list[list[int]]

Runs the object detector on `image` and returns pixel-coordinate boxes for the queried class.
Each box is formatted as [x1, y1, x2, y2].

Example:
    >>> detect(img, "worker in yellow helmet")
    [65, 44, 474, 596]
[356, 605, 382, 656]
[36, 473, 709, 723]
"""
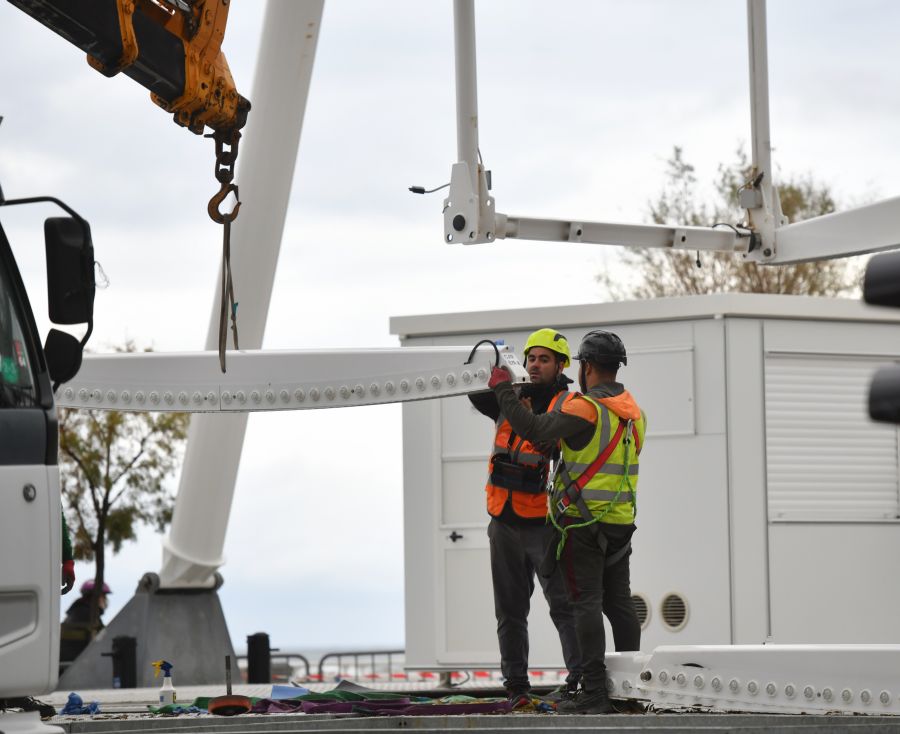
[469, 328, 582, 705]
[487, 329, 647, 714]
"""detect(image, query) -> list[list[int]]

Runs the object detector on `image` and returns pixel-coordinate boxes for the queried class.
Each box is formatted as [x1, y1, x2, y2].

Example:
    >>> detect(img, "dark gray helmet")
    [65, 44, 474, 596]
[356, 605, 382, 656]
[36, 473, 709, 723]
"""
[575, 330, 627, 366]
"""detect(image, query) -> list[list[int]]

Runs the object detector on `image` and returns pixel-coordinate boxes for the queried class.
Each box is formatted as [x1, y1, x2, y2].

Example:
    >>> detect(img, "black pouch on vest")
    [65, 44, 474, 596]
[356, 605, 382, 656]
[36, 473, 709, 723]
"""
[490, 454, 545, 494]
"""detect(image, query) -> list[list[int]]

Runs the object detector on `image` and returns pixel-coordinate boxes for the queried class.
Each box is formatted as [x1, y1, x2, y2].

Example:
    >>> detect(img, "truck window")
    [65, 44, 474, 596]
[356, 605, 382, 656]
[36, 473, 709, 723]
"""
[0, 263, 37, 408]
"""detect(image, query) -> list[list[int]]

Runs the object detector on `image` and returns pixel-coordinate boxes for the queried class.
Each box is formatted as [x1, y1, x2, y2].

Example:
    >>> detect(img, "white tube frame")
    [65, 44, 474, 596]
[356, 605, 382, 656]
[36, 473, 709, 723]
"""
[159, 0, 325, 589]
[444, 0, 899, 266]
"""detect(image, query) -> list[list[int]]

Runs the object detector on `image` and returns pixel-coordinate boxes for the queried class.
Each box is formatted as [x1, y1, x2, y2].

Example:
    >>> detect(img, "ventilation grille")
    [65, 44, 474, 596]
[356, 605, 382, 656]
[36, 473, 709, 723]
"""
[660, 592, 688, 631]
[631, 593, 650, 630]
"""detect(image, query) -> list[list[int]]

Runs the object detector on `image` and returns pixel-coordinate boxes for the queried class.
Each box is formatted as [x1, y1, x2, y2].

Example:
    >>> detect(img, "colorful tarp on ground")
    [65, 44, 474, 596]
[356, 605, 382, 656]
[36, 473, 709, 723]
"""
[146, 679, 553, 716]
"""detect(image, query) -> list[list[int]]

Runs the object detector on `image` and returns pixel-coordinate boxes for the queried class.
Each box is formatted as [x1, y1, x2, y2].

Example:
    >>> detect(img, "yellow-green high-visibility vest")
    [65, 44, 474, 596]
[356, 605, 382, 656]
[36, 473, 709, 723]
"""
[553, 393, 646, 525]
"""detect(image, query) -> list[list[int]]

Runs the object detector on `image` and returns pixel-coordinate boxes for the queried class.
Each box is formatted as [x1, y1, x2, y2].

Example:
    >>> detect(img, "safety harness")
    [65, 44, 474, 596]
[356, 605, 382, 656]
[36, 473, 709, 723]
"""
[549, 408, 642, 565]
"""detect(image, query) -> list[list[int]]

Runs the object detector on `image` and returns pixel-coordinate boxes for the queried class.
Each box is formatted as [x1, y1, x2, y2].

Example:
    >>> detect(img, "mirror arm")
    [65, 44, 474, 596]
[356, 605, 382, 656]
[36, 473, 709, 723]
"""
[0, 195, 91, 243]
[0, 195, 95, 375]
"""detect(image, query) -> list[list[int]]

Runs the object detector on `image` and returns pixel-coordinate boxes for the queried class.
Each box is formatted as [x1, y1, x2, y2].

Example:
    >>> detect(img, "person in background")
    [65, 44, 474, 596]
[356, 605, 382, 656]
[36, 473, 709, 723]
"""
[469, 328, 583, 703]
[59, 579, 111, 669]
[62, 512, 75, 594]
[488, 329, 646, 714]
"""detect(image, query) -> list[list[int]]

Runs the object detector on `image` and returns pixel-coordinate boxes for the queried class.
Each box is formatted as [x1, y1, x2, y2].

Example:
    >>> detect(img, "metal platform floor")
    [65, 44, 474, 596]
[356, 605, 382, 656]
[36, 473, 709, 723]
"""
[13, 682, 899, 734]
[34, 711, 900, 734]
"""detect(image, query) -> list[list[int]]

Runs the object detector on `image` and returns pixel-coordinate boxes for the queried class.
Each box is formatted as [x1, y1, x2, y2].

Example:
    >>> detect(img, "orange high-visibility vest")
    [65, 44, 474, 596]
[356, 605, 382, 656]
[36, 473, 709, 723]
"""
[485, 391, 576, 519]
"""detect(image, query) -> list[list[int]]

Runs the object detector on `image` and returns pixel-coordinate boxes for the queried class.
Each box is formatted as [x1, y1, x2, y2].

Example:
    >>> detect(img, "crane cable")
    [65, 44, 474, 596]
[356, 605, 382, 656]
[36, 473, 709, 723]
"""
[207, 128, 243, 373]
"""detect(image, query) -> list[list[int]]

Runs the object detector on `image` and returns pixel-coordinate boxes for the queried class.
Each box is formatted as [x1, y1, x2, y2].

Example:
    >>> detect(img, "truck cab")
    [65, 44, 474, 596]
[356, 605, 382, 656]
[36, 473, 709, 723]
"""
[0, 206, 94, 700]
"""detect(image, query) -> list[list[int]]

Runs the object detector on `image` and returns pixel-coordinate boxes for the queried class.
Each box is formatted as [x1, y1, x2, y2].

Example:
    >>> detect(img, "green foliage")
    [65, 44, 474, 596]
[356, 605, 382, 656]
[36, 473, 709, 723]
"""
[58, 344, 189, 629]
[599, 146, 862, 299]
[59, 408, 188, 559]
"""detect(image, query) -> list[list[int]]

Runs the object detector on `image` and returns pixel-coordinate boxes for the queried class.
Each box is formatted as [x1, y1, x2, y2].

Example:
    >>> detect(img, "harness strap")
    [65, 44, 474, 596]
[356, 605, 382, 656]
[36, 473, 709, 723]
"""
[553, 418, 627, 523]
[550, 405, 640, 561]
[604, 539, 631, 568]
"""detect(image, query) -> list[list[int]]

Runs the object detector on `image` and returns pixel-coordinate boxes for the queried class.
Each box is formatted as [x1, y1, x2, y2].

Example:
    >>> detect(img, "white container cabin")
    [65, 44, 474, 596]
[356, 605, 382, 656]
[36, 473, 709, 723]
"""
[393, 294, 900, 671]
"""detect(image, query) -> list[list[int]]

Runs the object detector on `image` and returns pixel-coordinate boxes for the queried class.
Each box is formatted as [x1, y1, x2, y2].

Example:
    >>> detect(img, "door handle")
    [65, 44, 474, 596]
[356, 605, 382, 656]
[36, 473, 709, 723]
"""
[448, 531, 464, 543]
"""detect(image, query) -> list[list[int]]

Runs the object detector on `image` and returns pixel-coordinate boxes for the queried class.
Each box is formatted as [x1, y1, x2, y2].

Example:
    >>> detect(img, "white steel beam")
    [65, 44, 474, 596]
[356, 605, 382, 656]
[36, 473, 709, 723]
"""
[495, 215, 746, 253]
[544, 645, 900, 714]
[634, 644, 900, 715]
[55, 346, 527, 413]
[769, 196, 900, 264]
[160, 0, 324, 589]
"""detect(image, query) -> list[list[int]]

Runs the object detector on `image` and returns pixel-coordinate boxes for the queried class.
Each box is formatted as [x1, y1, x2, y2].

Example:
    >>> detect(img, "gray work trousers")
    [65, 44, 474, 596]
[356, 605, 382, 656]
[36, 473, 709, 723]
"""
[560, 521, 640, 692]
[488, 517, 582, 691]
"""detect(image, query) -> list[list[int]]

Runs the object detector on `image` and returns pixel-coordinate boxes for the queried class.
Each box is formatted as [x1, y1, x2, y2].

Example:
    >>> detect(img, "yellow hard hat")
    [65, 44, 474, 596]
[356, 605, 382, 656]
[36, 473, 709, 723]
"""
[523, 328, 571, 368]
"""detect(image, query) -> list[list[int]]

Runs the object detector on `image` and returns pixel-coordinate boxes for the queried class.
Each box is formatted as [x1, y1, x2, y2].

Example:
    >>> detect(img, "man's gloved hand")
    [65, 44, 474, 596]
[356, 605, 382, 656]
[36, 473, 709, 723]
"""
[62, 560, 75, 594]
[488, 366, 512, 389]
[533, 440, 556, 457]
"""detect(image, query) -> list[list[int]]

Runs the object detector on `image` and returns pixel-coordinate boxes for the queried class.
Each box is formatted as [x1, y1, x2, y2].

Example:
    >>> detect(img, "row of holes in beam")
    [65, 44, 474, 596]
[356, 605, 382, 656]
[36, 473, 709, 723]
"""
[58, 369, 490, 407]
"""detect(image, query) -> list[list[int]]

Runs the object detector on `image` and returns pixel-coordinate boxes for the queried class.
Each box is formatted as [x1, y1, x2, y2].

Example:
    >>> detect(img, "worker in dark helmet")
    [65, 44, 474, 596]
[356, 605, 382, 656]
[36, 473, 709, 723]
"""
[487, 329, 646, 714]
[469, 328, 582, 704]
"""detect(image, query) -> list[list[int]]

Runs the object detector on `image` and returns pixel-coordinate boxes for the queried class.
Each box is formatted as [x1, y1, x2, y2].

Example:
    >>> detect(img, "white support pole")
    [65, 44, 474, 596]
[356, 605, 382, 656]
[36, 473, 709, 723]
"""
[444, 0, 496, 245]
[744, 0, 780, 260]
[453, 0, 479, 192]
[159, 0, 325, 589]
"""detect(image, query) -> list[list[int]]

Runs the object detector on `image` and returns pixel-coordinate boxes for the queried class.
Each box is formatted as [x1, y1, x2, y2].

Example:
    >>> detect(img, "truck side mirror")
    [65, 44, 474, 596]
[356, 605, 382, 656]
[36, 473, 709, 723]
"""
[864, 251, 900, 423]
[44, 328, 83, 385]
[45, 217, 95, 325]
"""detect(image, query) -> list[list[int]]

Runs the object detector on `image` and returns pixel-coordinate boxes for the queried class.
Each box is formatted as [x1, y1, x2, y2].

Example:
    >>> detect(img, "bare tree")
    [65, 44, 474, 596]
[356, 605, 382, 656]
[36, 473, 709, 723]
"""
[599, 146, 862, 299]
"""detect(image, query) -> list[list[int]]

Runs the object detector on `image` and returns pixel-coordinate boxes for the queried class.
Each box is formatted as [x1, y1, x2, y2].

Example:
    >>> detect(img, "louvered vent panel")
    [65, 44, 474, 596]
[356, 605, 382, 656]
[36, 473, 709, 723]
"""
[765, 356, 900, 520]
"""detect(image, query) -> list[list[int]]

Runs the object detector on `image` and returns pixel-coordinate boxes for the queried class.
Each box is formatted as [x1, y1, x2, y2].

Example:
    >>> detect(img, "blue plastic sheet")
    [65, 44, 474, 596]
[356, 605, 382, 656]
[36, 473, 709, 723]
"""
[60, 692, 100, 715]
[269, 684, 310, 700]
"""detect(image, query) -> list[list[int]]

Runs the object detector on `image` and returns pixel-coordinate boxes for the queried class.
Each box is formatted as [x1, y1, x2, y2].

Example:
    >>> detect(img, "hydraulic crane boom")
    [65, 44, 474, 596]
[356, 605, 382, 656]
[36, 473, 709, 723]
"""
[6, 0, 250, 136]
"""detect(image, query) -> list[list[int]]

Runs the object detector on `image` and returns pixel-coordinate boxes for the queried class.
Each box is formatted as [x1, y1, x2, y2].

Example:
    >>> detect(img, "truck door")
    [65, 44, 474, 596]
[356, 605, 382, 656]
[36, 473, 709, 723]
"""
[0, 221, 60, 696]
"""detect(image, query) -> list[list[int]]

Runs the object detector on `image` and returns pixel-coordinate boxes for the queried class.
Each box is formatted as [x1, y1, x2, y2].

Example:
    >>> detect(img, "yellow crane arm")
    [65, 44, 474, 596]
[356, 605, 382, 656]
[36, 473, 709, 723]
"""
[7, 0, 250, 136]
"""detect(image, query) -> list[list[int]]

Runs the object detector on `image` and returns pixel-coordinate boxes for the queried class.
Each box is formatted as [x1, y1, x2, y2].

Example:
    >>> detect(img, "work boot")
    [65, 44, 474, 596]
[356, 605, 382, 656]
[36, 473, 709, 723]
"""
[543, 682, 578, 703]
[505, 684, 532, 709]
[556, 686, 614, 714]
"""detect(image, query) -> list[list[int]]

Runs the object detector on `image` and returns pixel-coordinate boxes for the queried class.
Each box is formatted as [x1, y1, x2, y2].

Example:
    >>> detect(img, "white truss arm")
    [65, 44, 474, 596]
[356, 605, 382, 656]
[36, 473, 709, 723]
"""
[442, 0, 900, 266]
[769, 196, 900, 264]
[55, 346, 527, 413]
[493, 215, 747, 254]
[608, 644, 900, 716]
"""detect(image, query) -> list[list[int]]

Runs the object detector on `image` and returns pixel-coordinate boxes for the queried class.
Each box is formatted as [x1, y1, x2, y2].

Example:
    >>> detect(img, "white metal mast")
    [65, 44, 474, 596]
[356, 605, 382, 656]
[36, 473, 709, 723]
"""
[158, 0, 325, 588]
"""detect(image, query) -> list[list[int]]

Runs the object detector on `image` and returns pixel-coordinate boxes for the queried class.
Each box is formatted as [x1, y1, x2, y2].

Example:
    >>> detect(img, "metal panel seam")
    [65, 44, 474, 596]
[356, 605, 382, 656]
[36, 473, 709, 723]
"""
[722, 317, 735, 645]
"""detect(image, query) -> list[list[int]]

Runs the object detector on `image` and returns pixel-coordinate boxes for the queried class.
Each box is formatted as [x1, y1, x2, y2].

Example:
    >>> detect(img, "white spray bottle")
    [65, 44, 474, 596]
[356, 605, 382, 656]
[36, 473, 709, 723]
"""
[152, 660, 176, 705]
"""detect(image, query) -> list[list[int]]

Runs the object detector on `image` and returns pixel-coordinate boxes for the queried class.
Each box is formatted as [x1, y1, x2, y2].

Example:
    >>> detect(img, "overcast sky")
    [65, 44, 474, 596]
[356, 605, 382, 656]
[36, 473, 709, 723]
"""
[2, 0, 899, 654]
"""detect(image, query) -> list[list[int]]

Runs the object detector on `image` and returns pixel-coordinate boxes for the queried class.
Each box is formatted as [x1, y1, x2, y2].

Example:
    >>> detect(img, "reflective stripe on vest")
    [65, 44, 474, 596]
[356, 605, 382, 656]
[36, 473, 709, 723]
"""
[485, 390, 573, 519]
[552, 396, 645, 525]
[564, 461, 639, 476]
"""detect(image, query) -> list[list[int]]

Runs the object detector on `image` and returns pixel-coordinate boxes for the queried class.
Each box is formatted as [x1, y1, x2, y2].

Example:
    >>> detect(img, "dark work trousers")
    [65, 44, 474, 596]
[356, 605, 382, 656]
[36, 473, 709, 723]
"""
[560, 521, 640, 693]
[488, 517, 582, 691]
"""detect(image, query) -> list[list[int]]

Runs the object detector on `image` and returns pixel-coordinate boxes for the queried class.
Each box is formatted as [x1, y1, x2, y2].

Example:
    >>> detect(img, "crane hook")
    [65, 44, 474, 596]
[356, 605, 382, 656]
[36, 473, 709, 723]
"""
[208, 182, 241, 224]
